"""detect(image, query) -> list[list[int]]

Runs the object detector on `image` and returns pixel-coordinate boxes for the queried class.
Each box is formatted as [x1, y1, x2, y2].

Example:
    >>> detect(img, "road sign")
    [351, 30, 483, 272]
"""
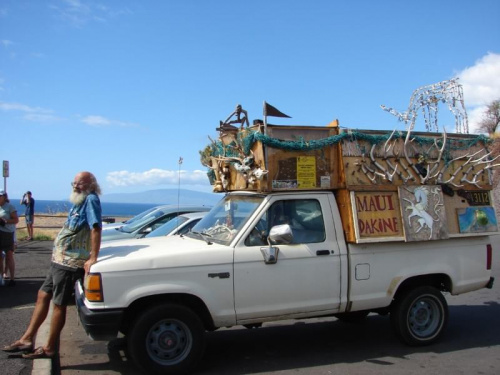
[3, 160, 9, 177]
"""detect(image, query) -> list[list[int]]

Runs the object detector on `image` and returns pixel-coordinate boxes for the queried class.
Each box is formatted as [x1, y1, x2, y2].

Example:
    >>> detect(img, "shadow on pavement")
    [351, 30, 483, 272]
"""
[58, 302, 500, 375]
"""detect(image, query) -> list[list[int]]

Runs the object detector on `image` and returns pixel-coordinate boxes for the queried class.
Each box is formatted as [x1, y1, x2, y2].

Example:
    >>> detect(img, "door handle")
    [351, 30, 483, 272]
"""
[208, 272, 230, 279]
[316, 250, 332, 256]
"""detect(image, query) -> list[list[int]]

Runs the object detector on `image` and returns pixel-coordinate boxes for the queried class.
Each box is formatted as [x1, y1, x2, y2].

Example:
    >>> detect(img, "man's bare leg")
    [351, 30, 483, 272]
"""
[42, 303, 67, 355]
[18, 290, 52, 345]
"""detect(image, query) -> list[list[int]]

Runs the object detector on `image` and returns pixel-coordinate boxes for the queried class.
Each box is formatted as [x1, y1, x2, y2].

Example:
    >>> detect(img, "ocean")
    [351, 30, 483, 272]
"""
[12, 199, 159, 217]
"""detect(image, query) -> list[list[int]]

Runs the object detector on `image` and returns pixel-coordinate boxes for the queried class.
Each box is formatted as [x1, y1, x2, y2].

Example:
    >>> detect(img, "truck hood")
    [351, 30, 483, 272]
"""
[92, 235, 232, 273]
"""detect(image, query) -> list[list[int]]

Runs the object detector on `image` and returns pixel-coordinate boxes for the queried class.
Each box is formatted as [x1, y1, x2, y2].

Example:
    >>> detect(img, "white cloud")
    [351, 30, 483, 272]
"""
[1, 39, 13, 47]
[81, 115, 111, 126]
[81, 115, 139, 128]
[466, 106, 488, 131]
[0, 101, 139, 127]
[0, 101, 65, 123]
[457, 52, 500, 132]
[0, 101, 52, 114]
[50, 0, 132, 27]
[107, 169, 209, 187]
[24, 113, 64, 122]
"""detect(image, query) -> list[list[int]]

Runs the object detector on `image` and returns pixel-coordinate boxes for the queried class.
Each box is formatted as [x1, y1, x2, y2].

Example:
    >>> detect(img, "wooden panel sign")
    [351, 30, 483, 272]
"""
[266, 125, 339, 191]
[351, 191, 404, 241]
[269, 152, 334, 190]
[399, 186, 448, 242]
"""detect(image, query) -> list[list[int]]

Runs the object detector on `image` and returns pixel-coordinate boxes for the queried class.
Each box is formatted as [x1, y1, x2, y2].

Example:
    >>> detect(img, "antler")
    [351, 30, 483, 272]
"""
[459, 152, 500, 187]
[403, 129, 430, 184]
[424, 129, 447, 182]
[370, 144, 397, 181]
[439, 149, 483, 187]
[471, 152, 500, 165]
[380, 133, 414, 184]
[355, 155, 385, 184]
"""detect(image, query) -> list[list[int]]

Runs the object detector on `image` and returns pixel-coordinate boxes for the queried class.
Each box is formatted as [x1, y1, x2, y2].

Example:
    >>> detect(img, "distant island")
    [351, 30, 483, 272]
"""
[100, 188, 221, 206]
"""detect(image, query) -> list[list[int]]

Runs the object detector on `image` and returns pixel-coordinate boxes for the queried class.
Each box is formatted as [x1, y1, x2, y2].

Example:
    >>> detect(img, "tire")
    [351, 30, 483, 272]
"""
[391, 286, 448, 346]
[128, 303, 206, 375]
[334, 311, 369, 323]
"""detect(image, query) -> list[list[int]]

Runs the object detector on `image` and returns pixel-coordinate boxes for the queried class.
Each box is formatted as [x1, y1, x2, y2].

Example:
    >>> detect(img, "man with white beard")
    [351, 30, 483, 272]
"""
[2, 171, 102, 359]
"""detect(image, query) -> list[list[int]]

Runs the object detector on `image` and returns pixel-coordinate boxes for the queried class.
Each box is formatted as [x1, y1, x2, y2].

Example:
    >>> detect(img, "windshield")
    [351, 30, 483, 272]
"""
[187, 194, 264, 245]
[146, 216, 189, 238]
[123, 206, 159, 225]
[119, 208, 166, 233]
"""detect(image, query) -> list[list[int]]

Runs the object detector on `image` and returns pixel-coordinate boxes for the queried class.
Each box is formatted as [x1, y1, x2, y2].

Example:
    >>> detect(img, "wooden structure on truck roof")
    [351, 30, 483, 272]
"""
[200, 106, 499, 244]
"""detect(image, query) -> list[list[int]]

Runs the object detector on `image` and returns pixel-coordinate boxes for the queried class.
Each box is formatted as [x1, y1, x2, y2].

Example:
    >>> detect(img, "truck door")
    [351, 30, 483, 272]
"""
[233, 194, 342, 321]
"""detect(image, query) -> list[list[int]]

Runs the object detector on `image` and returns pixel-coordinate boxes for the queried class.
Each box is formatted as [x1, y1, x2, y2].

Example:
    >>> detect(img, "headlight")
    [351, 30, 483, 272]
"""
[84, 273, 103, 302]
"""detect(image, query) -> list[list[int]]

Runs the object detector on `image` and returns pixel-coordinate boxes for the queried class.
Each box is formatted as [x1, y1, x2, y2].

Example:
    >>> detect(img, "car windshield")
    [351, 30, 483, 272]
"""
[119, 209, 166, 233]
[123, 206, 158, 225]
[145, 216, 189, 238]
[187, 194, 264, 245]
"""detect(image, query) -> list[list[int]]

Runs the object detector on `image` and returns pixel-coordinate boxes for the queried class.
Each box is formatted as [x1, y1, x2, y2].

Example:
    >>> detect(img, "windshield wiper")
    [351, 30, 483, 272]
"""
[191, 231, 213, 245]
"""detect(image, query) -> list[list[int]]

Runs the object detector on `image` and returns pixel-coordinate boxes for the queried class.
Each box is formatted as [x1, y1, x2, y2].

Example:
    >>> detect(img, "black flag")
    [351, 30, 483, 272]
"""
[264, 102, 291, 118]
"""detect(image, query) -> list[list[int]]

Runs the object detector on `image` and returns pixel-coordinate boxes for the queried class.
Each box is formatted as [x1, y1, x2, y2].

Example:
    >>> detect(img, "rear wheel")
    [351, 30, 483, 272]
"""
[128, 303, 205, 374]
[391, 286, 448, 346]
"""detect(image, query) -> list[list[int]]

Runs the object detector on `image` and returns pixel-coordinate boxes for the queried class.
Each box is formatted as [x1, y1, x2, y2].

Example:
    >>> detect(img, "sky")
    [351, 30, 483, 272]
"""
[1, 0, 500, 200]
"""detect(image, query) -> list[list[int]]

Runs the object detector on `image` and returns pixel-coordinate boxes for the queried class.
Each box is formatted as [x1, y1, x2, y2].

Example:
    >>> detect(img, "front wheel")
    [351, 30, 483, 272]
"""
[128, 303, 205, 374]
[391, 286, 448, 346]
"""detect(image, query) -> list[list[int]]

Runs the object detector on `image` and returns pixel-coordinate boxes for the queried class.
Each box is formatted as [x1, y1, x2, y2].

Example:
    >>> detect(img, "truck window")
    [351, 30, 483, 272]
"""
[189, 194, 264, 245]
[245, 199, 326, 246]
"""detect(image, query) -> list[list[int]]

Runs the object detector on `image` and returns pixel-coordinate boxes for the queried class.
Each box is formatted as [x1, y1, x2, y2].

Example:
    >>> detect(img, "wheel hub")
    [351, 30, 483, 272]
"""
[408, 298, 440, 338]
[147, 320, 192, 365]
[412, 302, 431, 327]
[159, 331, 178, 350]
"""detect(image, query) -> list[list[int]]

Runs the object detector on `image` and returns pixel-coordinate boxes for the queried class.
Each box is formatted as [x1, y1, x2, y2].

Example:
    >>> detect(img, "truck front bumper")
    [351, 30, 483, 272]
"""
[75, 282, 124, 341]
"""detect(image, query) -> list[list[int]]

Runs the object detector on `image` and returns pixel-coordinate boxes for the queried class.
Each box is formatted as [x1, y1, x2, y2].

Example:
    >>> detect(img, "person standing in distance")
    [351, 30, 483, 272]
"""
[21, 191, 35, 241]
[2, 171, 102, 359]
[0, 191, 19, 286]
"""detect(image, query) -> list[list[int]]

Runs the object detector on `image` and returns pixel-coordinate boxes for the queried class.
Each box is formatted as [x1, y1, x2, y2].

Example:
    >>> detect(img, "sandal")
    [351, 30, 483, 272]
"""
[2, 341, 33, 353]
[22, 346, 55, 359]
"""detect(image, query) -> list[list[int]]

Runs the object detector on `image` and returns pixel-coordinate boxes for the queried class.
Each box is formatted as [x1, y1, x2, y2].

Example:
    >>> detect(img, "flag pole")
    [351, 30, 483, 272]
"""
[263, 101, 267, 135]
[262, 102, 268, 177]
[177, 157, 183, 212]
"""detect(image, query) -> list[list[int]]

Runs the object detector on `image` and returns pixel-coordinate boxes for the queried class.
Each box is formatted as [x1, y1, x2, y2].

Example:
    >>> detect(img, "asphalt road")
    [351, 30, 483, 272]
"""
[0, 239, 52, 375]
[2, 236, 500, 375]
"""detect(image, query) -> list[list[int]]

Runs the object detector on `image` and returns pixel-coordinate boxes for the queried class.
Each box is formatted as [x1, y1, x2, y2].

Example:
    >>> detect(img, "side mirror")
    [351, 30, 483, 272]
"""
[260, 224, 293, 265]
[268, 224, 293, 245]
[137, 227, 153, 238]
[260, 246, 279, 264]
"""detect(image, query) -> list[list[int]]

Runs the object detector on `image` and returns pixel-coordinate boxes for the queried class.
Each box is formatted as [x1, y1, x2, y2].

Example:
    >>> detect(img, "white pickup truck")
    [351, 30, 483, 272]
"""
[76, 190, 495, 374]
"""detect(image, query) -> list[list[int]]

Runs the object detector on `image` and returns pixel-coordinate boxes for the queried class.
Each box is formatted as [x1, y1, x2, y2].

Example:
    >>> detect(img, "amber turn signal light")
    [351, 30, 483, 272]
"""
[84, 273, 103, 302]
